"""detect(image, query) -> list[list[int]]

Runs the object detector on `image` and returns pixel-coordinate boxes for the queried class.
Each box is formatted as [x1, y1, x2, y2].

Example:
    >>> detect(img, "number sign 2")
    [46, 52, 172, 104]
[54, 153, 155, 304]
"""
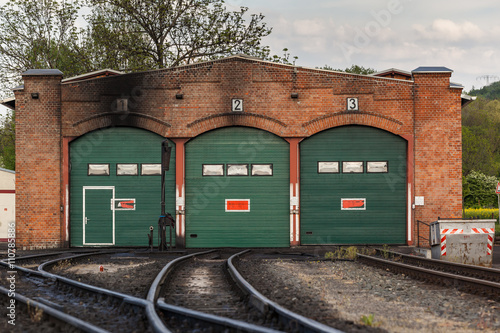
[347, 97, 359, 111]
[232, 98, 243, 112]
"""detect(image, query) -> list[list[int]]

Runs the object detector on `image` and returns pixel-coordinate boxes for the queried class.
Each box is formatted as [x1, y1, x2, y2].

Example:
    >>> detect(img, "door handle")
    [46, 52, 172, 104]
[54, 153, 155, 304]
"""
[85, 217, 90, 224]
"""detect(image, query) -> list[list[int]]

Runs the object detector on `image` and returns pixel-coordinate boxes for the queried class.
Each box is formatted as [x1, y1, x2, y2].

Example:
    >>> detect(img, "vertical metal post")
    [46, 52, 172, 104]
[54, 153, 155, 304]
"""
[159, 139, 172, 251]
[148, 226, 154, 252]
[497, 182, 500, 227]
[417, 220, 420, 248]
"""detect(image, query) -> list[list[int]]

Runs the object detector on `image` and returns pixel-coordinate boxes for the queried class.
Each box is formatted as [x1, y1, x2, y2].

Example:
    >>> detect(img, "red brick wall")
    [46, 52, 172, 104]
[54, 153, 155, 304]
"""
[413, 73, 463, 246]
[60, 59, 416, 139]
[16, 57, 463, 248]
[15, 74, 63, 249]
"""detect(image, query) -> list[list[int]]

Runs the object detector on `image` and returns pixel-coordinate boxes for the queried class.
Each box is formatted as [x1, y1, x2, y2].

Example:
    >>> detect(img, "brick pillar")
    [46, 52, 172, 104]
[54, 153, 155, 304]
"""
[15, 69, 63, 249]
[412, 67, 463, 247]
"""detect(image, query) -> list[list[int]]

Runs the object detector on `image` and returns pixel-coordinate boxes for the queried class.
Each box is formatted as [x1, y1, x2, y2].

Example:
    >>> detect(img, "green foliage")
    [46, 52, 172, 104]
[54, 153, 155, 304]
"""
[463, 208, 499, 222]
[324, 246, 358, 260]
[380, 244, 391, 259]
[462, 97, 500, 177]
[319, 64, 377, 75]
[463, 171, 498, 208]
[84, 0, 294, 70]
[360, 314, 381, 327]
[0, 0, 295, 98]
[0, 0, 90, 98]
[469, 81, 500, 100]
[0, 111, 15, 170]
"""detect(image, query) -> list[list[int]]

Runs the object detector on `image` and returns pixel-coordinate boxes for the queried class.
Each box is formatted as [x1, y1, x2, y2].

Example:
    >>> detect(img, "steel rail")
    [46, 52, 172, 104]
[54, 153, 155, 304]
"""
[357, 254, 500, 298]
[0, 286, 109, 333]
[0, 250, 102, 263]
[38, 251, 116, 271]
[227, 249, 344, 333]
[25, 251, 152, 308]
[148, 250, 289, 333]
[5, 249, 234, 333]
[2, 251, 152, 330]
[374, 248, 500, 282]
[145, 249, 216, 333]
[156, 299, 283, 333]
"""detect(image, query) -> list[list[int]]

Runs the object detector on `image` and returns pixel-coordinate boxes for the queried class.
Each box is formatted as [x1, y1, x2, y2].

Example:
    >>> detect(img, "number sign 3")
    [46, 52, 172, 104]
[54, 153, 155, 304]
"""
[232, 98, 243, 112]
[347, 98, 359, 111]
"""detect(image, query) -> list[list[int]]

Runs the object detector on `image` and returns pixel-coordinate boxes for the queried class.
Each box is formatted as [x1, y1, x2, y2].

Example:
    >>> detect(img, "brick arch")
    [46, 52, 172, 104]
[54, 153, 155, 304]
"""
[302, 111, 403, 136]
[186, 112, 287, 137]
[72, 112, 171, 137]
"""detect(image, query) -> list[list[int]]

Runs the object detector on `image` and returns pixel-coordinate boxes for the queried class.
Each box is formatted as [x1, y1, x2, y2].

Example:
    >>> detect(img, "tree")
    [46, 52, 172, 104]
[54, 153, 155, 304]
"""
[462, 97, 500, 177]
[0, 0, 89, 98]
[84, 0, 284, 71]
[0, 112, 15, 170]
[469, 80, 500, 100]
[319, 64, 376, 75]
[0, 0, 293, 97]
[462, 127, 495, 176]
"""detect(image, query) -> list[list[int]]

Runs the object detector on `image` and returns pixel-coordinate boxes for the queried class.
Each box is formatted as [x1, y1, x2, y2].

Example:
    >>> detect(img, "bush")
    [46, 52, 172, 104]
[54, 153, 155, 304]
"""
[463, 171, 498, 208]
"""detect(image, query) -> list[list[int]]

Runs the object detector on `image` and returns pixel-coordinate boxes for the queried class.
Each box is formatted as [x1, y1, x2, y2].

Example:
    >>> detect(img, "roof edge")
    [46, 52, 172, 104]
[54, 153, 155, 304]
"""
[0, 167, 15, 174]
[0, 96, 15, 110]
[22, 69, 63, 76]
[62, 69, 124, 83]
[372, 68, 411, 76]
[412, 66, 453, 73]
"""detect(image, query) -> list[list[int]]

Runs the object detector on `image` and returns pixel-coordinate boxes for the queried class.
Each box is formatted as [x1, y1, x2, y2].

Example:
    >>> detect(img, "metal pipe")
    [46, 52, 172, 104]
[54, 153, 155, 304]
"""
[159, 139, 172, 251]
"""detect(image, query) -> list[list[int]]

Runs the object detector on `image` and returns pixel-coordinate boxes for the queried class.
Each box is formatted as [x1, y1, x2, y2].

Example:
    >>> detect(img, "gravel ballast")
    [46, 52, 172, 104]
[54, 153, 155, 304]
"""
[237, 258, 500, 332]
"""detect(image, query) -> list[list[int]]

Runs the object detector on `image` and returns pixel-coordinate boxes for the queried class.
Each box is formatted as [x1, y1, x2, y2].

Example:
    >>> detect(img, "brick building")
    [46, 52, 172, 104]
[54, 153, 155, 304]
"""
[5, 55, 467, 249]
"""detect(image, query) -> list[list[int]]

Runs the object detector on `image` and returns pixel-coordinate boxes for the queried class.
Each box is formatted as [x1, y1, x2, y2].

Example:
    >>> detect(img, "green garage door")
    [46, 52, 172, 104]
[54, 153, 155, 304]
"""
[70, 127, 175, 246]
[185, 127, 289, 247]
[300, 125, 406, 244]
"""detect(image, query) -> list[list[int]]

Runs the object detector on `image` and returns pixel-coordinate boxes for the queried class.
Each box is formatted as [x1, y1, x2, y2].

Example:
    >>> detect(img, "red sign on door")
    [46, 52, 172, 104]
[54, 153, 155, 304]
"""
[113, 198, 136, 210]
[225, 199, 250, 212]
[341, 198, 366, 210]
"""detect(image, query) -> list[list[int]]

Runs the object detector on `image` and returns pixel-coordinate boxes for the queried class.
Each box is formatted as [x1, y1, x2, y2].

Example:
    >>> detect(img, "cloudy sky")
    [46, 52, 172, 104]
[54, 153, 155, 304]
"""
[1, 0, 499, 116]
[230, 0, 500, 90]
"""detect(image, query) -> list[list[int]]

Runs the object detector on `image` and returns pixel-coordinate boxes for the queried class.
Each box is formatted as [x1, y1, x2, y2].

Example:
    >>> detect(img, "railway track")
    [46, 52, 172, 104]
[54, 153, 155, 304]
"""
[149, 249, 342, 332]
[1, 251, 152, 332]
[1, 249, 343, 333]
[160, 251, 255, 319]
[357, 249, 500, 299]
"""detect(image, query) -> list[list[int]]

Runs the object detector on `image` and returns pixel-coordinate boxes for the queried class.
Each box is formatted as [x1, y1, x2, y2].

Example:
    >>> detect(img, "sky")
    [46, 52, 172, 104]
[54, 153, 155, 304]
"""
[2, 0, 500, 117]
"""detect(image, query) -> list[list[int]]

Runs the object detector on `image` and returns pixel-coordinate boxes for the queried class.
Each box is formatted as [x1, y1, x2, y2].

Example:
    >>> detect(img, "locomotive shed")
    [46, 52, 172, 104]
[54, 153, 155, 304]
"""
[3, 55, 469, 249]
